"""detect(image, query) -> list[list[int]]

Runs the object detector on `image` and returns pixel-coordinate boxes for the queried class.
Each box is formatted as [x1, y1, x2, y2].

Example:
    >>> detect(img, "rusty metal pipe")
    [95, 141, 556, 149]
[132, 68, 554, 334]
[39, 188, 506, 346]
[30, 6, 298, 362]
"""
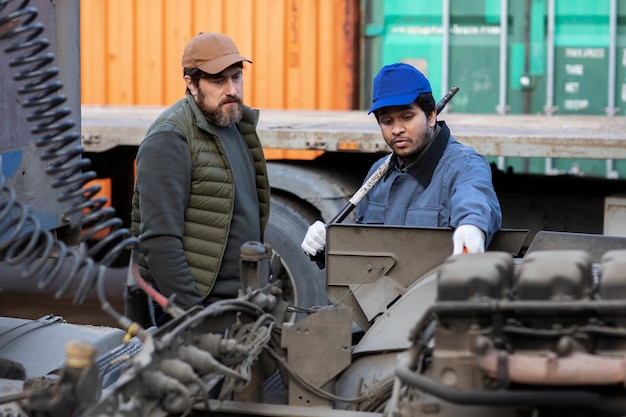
[478, 349, 625, 385]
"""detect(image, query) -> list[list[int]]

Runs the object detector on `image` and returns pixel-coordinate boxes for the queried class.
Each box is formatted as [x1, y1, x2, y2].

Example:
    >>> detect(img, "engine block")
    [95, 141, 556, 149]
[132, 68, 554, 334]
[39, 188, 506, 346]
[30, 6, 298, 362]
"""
[397, 249, 626, 417]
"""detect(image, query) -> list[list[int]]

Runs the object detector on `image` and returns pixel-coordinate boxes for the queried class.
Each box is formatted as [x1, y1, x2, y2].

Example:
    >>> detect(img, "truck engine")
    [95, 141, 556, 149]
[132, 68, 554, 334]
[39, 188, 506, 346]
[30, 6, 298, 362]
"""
[2, 228, 626, 417]
[395, 249, 626, 417]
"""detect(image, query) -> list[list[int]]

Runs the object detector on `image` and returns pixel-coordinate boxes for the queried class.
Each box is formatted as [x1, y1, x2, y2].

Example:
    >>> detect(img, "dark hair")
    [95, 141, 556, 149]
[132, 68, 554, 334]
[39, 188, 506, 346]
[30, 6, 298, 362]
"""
[183, 62, 245, 94]
[373, 92, 436, 121]
[416, 92, 436, 116]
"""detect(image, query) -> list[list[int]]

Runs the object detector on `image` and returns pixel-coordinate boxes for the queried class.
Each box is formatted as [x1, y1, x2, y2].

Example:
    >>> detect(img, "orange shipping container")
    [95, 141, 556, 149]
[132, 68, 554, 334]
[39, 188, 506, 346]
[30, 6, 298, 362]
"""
[80, 0, 359, 111]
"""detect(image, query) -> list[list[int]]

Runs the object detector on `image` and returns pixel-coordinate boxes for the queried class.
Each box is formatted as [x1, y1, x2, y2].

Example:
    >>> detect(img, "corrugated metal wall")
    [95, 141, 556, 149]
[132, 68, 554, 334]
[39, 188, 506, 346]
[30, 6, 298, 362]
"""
[80, 0, 358, 110]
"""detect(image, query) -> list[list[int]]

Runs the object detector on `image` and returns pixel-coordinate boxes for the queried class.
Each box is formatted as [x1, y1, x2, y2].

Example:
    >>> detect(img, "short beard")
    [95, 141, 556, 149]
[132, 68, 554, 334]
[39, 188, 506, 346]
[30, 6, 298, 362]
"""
[209, 102, 243, 127]
[195, 90, 243, 127]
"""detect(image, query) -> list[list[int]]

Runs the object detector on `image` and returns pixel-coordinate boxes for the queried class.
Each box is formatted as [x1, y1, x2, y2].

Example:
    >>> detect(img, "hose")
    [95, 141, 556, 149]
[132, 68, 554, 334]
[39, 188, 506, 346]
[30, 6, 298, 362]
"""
[0, 0, 137, 312]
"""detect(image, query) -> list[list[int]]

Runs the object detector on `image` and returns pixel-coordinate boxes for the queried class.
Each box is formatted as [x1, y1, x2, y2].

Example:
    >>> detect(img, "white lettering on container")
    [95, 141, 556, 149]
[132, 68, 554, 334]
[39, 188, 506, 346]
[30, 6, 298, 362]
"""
[389, 25, 500, 36]
[564, 82, 579, 94]
[565, 48, 605, 59]
[450, 24, 500, 35]
[390, 25, 443, 36]
[565, 64, 584, 76]
[564, 99, 589, 110]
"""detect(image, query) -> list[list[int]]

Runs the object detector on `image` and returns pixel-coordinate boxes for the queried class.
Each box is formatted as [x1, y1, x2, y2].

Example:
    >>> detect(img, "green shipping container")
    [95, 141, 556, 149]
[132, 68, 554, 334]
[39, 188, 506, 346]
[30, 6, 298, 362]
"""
[362, 0, 626, 179]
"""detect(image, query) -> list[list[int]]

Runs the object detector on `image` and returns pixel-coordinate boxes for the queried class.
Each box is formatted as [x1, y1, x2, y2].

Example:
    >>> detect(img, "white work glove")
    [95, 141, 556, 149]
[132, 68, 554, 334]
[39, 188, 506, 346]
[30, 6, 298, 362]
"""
[301, 220, 327, 257]
[452, 224, 486, 255]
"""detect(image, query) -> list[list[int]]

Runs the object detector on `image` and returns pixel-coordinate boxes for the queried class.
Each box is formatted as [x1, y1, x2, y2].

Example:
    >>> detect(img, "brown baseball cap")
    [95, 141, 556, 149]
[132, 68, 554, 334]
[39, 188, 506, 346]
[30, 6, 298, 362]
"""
[181, 32, 252, 74]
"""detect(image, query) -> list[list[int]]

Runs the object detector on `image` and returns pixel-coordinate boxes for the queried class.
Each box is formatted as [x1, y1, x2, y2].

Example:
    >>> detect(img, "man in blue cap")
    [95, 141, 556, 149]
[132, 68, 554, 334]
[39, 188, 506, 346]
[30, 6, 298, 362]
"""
[301, 62, 502, 257]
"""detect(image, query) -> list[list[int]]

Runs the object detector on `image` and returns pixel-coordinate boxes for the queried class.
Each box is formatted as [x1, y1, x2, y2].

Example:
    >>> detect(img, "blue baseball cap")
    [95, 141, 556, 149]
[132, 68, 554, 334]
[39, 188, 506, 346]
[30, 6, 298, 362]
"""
[368, 63, 432, 114]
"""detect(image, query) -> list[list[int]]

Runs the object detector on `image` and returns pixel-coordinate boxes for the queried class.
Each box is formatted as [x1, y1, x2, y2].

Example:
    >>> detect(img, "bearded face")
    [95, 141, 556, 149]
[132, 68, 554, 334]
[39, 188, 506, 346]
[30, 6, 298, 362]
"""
[186, 65, 245, 127]
[195, 89, 243, 127]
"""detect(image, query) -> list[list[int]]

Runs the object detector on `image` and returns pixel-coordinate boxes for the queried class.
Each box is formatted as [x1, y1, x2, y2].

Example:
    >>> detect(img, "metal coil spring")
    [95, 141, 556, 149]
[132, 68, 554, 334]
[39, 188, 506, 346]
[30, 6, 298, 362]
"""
[0, 0, 137, 307]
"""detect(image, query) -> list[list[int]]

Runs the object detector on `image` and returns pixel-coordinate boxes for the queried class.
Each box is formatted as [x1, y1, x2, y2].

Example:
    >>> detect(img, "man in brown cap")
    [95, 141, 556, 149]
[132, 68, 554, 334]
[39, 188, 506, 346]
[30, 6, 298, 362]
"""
[130, 32, 270, 325]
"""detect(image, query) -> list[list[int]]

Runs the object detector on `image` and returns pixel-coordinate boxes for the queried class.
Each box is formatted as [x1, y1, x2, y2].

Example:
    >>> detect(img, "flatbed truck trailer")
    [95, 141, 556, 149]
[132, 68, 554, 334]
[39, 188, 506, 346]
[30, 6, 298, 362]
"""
[81, 106, 626, 225]
[82, 107, 626, 159]
[80, 106, 626, 308]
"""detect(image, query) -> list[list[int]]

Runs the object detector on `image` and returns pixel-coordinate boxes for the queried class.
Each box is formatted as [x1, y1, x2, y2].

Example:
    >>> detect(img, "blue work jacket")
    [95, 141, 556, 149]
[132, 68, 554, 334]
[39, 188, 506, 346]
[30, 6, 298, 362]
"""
[355, 121, 502, 245]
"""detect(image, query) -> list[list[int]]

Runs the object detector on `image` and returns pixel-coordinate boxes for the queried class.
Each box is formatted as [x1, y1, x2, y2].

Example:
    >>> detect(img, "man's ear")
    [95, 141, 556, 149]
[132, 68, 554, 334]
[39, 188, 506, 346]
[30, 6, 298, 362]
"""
[428, 109, 437, 128]
[184, 75, 196, 95]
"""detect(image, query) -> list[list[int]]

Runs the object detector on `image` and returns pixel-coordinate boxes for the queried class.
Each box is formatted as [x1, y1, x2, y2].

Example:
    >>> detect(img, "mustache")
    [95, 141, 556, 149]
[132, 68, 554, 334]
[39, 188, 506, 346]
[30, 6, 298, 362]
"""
[221, 97, 242, 105]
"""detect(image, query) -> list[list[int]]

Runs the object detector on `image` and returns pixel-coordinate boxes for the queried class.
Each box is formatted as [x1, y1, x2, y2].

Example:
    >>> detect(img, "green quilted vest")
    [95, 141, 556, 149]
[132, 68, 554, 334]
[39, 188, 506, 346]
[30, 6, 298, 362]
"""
[131, 95, 270, 298]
